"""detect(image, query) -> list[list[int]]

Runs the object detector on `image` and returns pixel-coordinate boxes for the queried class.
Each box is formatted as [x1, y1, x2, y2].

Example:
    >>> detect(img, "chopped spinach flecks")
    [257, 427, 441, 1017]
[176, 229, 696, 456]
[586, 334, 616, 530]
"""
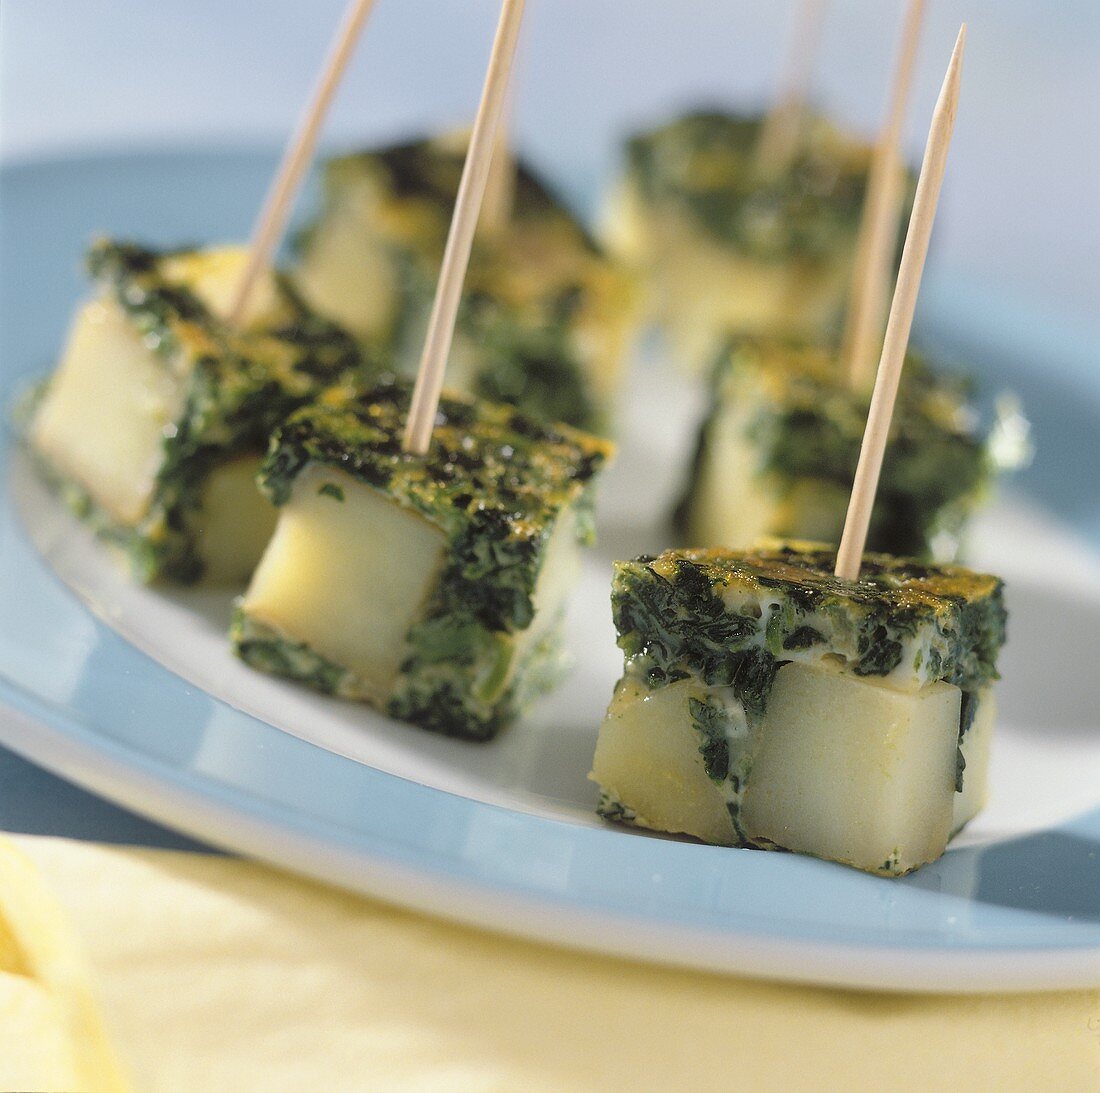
[955, 690, 982, 792]
[236, 378, 612, 740]
[229, 611, 347, 697]
[855, 624, 904, 677]
[727, 801, 750, 846]
[317, 482, 345, 502]
[596, 792, 637, 825]
[600, 544, 1005, 850]
[611, 542, 1006, 707]
[959, 690, 979, 737]
[689, 697, 731, 782]
[676, 335, 1006, 560]
[625, 111, 890, 262]
[321, 136, 588, 246]
[782, 625, 824, 650]
[69, 239, 377, 582]
[298, 136, 632, 434]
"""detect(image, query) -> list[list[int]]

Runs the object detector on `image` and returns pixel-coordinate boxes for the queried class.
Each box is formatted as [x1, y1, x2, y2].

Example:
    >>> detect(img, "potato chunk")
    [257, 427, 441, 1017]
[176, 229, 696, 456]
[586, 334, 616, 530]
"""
[741, 662, 961, 874]
[592, 679, 737, 846]
[293, 192, 400, 341]
[28, 239, 370, 583]
[591, 545, 1006, 875]
[193, 455, 279, 585]
[32, 299, 186, 526]
[158, 245, 283, 329]
[241, 468, 446, 701]
[232, 380, 613, 738]
[292, 137, 636, 433]
[677, 337, 1001, 561]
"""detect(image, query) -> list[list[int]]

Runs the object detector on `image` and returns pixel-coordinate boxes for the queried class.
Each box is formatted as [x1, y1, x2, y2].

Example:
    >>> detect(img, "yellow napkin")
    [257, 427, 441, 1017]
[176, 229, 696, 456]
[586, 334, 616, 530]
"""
[0, 837, 126, 1091]
[5, 832, 1099, 1091]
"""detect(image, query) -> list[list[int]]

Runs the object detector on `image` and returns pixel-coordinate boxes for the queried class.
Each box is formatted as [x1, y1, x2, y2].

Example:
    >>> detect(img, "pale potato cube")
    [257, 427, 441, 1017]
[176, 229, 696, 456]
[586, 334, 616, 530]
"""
[648, 214, 851, 373]
[689, 440, 849, 552]
[241, 467, 446, 701]
[591, 679, 737, 846]
[741, 662, 961, 873]
[685, 390, 779, 550]
[192, 455, 277, 585]
[31, 299, 186, 526]
[159, 245, 283, 330]
[598, 180, 651, 270]
[502, 507, 581, 692]
[293, 196, 399, 340]
[686, 371, 850, 552]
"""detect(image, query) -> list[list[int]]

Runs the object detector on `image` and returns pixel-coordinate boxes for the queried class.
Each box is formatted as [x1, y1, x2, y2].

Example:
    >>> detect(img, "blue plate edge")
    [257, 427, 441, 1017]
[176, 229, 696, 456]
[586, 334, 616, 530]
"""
[1, 146, 1098, 991]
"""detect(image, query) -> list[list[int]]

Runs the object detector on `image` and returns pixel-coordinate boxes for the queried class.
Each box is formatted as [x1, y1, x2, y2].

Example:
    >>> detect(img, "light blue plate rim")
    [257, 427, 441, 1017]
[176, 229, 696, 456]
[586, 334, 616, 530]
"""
[1, 148, 1098, 992]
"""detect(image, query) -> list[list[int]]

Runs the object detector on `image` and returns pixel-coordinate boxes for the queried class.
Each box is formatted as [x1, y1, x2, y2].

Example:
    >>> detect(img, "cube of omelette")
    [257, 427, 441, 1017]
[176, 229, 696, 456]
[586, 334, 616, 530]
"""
[28, 239, 371, 583]
[291, 134, 637, 433]
[590, 544, 1006, 876]
[232, 379, 614, 740]
[676, 336, 1015, 561]
[603, 111, 910, 373]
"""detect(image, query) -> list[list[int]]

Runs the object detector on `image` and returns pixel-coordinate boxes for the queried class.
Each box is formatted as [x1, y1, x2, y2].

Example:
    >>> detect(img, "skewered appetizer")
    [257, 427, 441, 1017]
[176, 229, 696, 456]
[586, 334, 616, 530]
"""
[231, 379, 613, 740]
[591, 543, 1005, 876]
[292, 134, 637, 432]
[603, 110, 911, 372]
[676, 336, 1025, 560]
[27, 240, 371, 583]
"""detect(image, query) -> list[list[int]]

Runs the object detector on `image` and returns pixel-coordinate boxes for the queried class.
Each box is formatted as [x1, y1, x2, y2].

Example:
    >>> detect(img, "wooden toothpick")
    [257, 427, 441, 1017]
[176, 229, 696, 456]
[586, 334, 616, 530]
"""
[754, 0, 828, 177]
[227, 0, 378, 327]
[834, 25, 966, 581]
[840, 0, 927, 387]
[403, 0, 527, 455]
[478, 85, 517, 238]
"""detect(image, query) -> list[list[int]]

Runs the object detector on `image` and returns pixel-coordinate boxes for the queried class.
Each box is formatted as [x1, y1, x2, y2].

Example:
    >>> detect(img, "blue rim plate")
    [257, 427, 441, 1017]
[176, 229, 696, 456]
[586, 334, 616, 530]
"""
[1, 149, 1098, 992]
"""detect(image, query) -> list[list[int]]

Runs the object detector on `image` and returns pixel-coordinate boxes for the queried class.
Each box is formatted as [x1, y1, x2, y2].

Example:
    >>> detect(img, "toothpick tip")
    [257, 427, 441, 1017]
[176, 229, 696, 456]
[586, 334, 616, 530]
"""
[934, 24, 967, 123]
[951, 24, 967, 67]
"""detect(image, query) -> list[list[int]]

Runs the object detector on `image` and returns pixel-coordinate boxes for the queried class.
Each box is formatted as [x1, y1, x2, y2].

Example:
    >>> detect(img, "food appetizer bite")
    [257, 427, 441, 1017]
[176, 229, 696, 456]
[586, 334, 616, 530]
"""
[590, 544, 1005, 875]
[674, 10, 1026, 561]
[597, 29, 992, 876]
[28, 240, 369, 583]
[676, 336, 1022, 560]
[603, 109, 907, 371]
[233, 1, 604, 740]
[292, 134, 637, 432]
[231, 380, 612, 739]
[26, 0, 388, 584]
